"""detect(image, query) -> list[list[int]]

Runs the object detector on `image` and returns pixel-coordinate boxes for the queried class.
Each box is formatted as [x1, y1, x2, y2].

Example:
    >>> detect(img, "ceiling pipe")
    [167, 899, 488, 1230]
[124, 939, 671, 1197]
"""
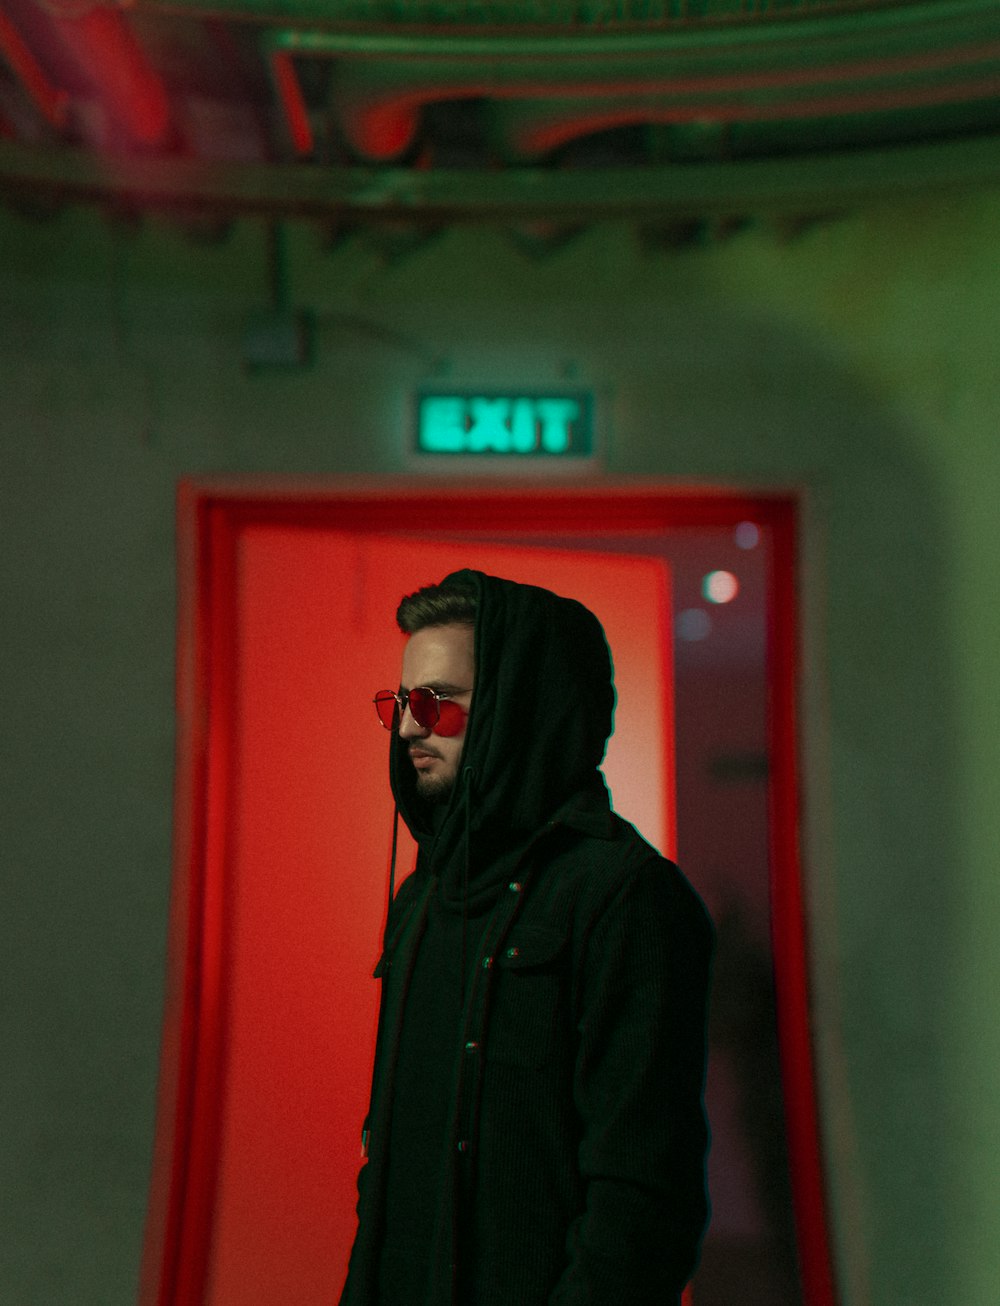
[0, 9, 70, 131]
[265, 39, 421, 160]
[267, 21, 1000, 163]
[497, 70, 1000, 158]
[328, 52, 1000, 163]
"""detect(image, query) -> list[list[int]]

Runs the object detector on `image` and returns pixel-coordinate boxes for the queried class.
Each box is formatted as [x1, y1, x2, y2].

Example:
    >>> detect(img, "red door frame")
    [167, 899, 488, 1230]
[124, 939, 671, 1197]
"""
[139, 478, 836, 1306]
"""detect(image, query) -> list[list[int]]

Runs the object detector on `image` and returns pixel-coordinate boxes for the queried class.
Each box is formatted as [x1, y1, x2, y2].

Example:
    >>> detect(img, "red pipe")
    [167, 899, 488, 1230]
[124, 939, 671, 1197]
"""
[0, 9, 69, 130]
[271, 50, 313, 156]
[50, 3, 171, 149]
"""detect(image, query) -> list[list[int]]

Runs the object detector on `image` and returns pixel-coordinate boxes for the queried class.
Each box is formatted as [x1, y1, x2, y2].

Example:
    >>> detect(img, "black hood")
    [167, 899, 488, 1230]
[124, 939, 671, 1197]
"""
[389, 570, 616, 905]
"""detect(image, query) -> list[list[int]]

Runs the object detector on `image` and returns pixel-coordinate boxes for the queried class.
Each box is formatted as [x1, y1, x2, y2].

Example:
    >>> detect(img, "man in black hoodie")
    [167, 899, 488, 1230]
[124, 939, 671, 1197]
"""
[341, 570, 713, 1306]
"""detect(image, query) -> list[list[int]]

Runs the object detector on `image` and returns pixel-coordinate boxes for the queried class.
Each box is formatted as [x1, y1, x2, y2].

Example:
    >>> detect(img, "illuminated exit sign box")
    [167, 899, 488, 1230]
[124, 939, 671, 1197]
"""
[416, 391, 594, 459]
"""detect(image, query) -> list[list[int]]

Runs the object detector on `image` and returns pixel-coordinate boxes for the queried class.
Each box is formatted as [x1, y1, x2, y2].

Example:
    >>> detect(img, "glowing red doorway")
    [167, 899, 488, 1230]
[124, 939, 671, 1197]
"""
[140, 483, 834, 1306]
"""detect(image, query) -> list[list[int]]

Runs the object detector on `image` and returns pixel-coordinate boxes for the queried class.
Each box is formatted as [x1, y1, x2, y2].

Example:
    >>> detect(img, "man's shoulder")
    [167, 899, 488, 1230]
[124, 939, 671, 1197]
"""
[534, 812, 709, 931]
[550, 807, 671, 877]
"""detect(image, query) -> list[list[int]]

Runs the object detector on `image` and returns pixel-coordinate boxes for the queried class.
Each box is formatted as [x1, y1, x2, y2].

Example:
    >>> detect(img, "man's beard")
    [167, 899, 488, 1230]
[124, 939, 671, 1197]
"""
[414, 770, 456, 804]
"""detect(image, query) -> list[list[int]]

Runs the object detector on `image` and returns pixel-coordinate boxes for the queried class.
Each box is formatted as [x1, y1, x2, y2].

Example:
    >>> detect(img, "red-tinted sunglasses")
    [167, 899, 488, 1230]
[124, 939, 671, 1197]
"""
[373, 686, 469, 738]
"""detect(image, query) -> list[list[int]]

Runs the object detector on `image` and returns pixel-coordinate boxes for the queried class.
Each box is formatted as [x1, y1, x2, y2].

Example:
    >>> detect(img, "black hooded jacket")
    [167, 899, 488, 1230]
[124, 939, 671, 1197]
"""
[339, 571, 713, 1306]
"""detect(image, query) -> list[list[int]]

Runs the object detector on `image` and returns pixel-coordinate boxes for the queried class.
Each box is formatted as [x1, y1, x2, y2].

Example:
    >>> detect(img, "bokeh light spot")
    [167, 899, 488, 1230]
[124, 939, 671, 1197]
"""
[734, 521, 760, 550]
[676, 608, 712, 641]
[703, 570, 739, 604]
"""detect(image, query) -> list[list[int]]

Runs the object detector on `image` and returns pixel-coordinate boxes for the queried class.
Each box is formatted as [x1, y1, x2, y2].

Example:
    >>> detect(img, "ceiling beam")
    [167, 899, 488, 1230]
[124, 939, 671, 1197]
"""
[2, 131, 999, 220]
[129, 0, 996, 37]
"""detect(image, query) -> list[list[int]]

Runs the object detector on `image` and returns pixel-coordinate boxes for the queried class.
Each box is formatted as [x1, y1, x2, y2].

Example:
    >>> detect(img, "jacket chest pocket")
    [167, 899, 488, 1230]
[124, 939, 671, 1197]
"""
[485, 928, 568, 1069]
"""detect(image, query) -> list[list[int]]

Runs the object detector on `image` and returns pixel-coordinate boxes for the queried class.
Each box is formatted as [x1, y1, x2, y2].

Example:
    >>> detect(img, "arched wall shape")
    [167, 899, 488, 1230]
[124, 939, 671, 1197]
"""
[139, 481, 832, 1306]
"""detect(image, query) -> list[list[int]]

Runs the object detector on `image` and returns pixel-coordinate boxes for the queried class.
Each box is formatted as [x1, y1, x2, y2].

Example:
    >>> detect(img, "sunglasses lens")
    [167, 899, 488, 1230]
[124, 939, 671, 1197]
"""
[433, 699, 466, 738]
[406, 687, 440, 731]
[374, 692, 399, 730]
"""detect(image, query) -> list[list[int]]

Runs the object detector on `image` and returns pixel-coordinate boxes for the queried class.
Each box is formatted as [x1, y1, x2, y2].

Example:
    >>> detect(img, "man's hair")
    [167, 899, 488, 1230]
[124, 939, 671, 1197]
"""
[396, 578, 478, 634]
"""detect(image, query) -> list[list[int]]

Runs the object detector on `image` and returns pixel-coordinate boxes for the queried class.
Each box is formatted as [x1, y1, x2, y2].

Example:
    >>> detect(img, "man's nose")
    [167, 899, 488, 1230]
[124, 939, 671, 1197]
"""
[398, 703, 430, 739]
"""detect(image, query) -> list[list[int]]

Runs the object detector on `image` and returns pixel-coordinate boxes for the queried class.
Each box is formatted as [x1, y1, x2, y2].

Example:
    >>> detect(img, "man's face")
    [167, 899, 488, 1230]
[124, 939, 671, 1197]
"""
[399, 622, 475, 803]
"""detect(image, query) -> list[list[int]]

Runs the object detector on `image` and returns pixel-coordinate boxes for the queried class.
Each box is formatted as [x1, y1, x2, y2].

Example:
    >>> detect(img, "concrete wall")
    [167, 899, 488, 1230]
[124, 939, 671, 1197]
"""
[3, 187, 999, 1305]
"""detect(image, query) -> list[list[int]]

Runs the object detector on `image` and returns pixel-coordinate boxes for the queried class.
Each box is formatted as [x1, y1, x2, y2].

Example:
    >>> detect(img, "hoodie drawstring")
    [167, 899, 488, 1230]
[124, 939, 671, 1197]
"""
[388, 803, 400, 907]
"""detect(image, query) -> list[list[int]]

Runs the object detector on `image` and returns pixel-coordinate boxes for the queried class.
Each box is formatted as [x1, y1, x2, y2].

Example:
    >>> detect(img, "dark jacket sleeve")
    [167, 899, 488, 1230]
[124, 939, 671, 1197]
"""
[548, 859, 713, 1306]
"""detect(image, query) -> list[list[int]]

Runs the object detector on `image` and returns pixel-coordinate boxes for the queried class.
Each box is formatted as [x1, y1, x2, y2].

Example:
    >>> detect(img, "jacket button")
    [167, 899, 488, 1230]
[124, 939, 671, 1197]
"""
[465, 1040, 480, 1053]
[506, 946, 520, 959]
[457, 1140, 470, 1153]
[482, 955, 493, 969]
[509, 881, 522, 893]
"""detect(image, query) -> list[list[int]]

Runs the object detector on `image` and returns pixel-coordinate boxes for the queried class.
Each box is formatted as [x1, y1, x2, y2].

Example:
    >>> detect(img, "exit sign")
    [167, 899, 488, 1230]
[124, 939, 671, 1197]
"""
[416, 391, 594, 457]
